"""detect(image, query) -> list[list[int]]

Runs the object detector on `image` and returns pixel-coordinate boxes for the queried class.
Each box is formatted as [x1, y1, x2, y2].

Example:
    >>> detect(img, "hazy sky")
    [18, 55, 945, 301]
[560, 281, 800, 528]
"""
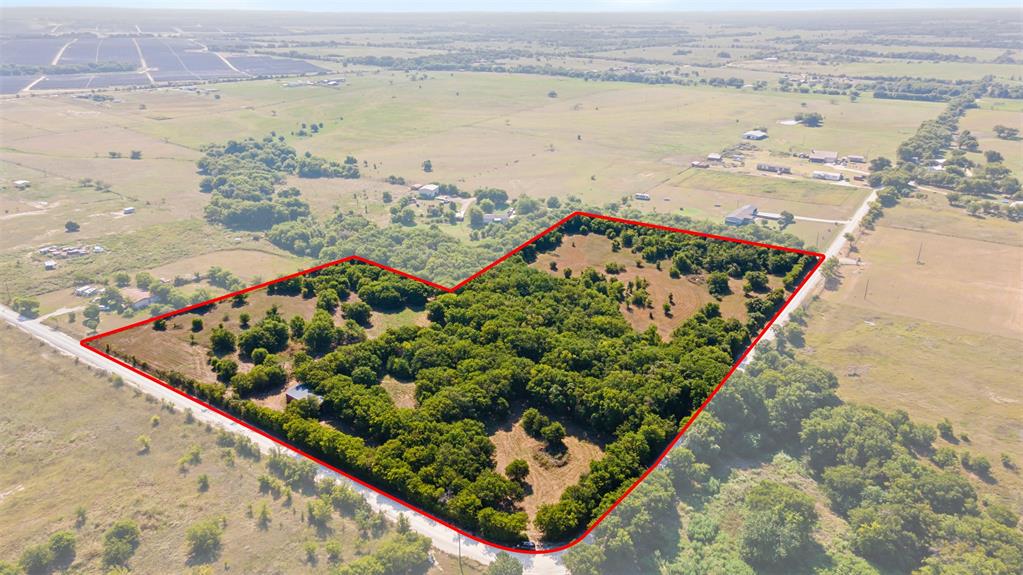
[3, 0, 1019, 11]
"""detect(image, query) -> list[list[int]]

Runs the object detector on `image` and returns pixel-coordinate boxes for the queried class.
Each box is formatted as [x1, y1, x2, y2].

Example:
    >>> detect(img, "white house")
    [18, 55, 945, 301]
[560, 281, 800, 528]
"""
[812, 171, 843, 181]
[417, 184, 440, 199]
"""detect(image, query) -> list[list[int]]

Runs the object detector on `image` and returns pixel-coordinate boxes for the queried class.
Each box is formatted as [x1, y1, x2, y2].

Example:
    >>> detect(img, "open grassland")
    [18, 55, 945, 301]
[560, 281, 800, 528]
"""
[801, 195, 1023, 507]
[147, 249, 309, 285]
[829, 225, 1022, 339]
[0, 325, 483, 575]
[959, 103, 1023, 177]
[881, 190, 1023, 247]
[0, 220, 264, 297]
[2, 73, 931, 292]
[801, 300, 1023, 506]
[115, 73, 931, 212]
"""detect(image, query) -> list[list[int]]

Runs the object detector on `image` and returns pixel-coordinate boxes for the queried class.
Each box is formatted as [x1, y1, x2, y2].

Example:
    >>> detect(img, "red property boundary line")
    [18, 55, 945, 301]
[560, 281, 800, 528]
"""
[81, 211, 824, 555]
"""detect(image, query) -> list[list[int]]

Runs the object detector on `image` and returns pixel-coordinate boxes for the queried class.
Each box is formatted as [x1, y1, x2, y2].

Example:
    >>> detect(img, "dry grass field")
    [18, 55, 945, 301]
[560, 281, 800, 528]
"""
[830, 226, 1022, 339]
[489, 405, 605, 539]
[801, 196, 1023, 506]
[0, 324, 484, 574]
[101, 289, 320, 381]
[530, 233, 779, 338]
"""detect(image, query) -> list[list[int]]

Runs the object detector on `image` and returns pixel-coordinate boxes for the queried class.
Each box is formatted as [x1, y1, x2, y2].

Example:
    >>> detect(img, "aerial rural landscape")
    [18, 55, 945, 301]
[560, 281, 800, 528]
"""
[1, 4, 1021, 575]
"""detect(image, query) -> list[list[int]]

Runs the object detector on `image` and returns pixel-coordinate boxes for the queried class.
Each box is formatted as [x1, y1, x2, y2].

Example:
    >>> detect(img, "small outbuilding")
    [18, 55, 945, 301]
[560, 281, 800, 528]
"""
[121, 287, 154, 310]
[44, 259, 57, 270]
[634, 193, 651, 201]
[707, 153, 723, 162]
[13, 180, 31, 189]
[742, 130, 768, 140]
[123, 207, 135, 215]
[286, 384, 323, 404]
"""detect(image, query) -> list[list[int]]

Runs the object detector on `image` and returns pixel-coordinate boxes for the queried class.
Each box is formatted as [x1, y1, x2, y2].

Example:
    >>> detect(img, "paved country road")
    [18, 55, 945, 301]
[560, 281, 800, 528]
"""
[0, 304, 569, 573]
[745, 188, 879, 360]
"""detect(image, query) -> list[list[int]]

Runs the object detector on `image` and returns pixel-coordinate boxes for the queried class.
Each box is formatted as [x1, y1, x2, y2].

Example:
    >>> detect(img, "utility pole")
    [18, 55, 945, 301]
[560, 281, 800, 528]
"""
[863, 278, 870, 300]
[916, 242, 924, 265]
[457, 534, 464, 575]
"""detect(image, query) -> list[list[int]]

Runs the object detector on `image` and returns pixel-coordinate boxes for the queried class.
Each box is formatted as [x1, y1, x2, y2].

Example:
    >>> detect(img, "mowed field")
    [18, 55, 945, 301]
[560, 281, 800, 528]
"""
[0, 324, 484, 574]
[801, 196, 1023, 505]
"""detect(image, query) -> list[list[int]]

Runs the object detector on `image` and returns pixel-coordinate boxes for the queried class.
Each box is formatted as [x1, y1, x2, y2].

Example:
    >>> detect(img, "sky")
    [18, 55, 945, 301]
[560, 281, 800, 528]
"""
[2, 0, 1019, 11]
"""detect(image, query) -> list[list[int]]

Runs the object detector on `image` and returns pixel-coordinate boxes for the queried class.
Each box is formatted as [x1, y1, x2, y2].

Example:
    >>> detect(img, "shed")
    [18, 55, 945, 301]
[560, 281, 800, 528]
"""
[846, 155, 866, 163]
[742, 130, 768, 140]
[707, 153, 723, 162]
[13, 180, 31, 189]
[690, 161, 709, 168]
[44, 260, 57, 270]
[725, 204, 758, 226]
[634, 193, 651, 201]
[123, 207, 135, 215]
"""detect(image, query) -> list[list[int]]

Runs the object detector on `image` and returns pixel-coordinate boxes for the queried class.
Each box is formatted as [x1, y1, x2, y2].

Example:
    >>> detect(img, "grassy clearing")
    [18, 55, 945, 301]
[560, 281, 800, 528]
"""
[489, 406, 605, 539]
[959, 105, 1023, 176]
[0, 324, 484, 574]
[530, 234, 763, 339]
[0, 220, 255, 297]
[673, 169, 860, 207]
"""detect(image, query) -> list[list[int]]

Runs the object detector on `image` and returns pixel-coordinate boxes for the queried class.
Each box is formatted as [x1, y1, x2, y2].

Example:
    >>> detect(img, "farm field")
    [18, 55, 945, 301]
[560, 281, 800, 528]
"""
[731, 58, 1023, 82]
[0, 324, 485, 575]
[827, 224, 1022, 338]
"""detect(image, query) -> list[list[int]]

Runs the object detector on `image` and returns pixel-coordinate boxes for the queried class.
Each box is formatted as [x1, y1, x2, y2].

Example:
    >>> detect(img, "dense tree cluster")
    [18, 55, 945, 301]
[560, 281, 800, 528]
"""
[560, 341, 1022, 575]
[198, 136, 358, 231]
